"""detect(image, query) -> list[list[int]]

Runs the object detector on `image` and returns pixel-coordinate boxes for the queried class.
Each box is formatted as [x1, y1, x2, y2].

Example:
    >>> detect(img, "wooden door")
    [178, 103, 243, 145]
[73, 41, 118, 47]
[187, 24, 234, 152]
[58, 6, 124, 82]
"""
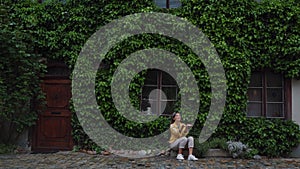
[32, 78, 73, 152]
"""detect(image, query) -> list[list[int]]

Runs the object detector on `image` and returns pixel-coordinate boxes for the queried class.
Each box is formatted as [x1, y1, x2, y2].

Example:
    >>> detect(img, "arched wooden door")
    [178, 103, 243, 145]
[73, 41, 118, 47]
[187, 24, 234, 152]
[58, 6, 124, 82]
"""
[32, 61, 73, 152]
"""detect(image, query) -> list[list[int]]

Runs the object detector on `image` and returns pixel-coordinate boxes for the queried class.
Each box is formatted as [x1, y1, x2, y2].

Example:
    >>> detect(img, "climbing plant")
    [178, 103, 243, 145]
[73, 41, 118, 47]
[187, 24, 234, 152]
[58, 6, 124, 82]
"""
[4, 0, 300, 156]
[0, 0, 45, 144]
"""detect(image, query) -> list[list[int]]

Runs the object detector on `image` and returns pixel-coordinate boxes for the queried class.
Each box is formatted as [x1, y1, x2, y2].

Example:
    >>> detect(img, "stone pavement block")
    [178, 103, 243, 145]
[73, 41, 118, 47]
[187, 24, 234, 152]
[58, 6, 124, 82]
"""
[0, 151, 300, 168]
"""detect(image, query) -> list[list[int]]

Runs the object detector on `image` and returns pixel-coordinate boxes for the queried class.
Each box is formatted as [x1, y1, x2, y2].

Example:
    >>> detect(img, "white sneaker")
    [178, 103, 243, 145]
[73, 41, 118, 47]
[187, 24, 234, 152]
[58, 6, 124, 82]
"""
[176, 154, 184, 160]
[188, 154, 198, 161]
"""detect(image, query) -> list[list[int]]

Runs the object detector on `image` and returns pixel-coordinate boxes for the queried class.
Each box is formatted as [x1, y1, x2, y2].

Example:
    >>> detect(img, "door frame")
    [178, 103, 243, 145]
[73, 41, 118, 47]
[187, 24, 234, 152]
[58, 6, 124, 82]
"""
[31, 61, 73, 152]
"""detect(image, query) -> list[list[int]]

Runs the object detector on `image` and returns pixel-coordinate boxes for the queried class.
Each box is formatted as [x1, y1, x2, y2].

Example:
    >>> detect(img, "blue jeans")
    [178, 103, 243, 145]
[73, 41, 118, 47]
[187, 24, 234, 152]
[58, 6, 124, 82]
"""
[170, 136, 194, 150]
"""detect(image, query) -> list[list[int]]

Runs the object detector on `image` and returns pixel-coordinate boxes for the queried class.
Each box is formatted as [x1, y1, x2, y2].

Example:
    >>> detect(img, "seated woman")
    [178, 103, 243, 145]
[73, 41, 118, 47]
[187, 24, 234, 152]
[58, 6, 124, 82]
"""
[169, 112, 198, 161]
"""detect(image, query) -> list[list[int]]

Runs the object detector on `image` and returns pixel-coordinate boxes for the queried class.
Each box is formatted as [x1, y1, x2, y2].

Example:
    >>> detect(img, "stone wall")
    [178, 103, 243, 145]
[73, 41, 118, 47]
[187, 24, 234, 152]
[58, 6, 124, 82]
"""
[290, 79, 300, 157]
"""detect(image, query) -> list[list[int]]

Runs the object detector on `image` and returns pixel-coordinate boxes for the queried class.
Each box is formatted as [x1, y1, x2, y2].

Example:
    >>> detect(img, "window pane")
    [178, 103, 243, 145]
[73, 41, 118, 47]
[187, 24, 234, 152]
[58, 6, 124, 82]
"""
[141, 100, 176, 115]
[266, 72, 283, 87]
[162, 87, 177, 100]
[247, 71, 286, 118]
[248, 88, 262, 101]
[142, 100, 159, 114]
[142, 86, 159, 100]
[141, 98, 151, 111]
[266, 103, 284, 118]
[267, 88, 283, 102]
[154, 0, 181, 8]
[141, 69, 179, 115]
[144, 70, 157, 85]
[40, 0, 66, 3]
[169, 0, 182, 8]
[154, 0, 166, 8]
[249, 72, 262, 87]
[162, 71, 177, 85]
[247, 103, 262, 117]
[161, 101, 176, 115]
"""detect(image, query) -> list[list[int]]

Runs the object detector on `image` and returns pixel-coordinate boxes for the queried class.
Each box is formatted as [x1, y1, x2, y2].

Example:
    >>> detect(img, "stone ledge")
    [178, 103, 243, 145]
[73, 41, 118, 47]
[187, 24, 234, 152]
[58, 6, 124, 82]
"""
[169, 148, 189, 157]
[170, 148, 231, 158]
[289, 144, 300, 157]
[203, 149, 231, 158]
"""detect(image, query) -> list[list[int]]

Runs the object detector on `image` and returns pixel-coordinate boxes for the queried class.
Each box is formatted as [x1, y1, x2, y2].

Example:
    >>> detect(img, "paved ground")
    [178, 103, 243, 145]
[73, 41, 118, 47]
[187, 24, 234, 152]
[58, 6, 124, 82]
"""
[0, 151, 300, 169]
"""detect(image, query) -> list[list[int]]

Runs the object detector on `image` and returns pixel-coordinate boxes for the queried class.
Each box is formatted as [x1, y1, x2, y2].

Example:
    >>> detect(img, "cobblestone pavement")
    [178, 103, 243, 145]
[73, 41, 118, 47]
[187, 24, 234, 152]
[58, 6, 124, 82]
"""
[0, 151, 299, 169]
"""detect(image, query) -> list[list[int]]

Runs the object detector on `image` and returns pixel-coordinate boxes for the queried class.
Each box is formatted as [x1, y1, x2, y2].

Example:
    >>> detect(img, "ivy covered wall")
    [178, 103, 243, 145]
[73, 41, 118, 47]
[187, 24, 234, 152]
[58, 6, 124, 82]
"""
[3, 0, 300, 157]
[0, 0, 45, 145]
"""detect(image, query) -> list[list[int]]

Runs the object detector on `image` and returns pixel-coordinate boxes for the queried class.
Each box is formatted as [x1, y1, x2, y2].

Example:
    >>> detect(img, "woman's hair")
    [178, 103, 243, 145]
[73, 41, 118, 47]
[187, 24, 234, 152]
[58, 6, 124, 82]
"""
[171, 112, 179, 124]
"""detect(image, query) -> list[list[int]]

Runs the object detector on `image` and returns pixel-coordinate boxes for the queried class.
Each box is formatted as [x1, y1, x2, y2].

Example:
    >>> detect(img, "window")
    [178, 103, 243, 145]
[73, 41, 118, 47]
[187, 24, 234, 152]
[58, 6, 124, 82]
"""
[154, 0, 181, 9]
[140, 69, 178, 116]
[38, 0, 66, 3]
[45, 60, 70, 78]
[247, 71, 291, 119]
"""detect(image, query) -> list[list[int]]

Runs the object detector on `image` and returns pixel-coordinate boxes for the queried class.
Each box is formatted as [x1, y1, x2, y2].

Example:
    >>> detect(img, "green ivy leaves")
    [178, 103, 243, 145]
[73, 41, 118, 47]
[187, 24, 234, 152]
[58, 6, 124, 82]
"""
[5, 0, 299, 156]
